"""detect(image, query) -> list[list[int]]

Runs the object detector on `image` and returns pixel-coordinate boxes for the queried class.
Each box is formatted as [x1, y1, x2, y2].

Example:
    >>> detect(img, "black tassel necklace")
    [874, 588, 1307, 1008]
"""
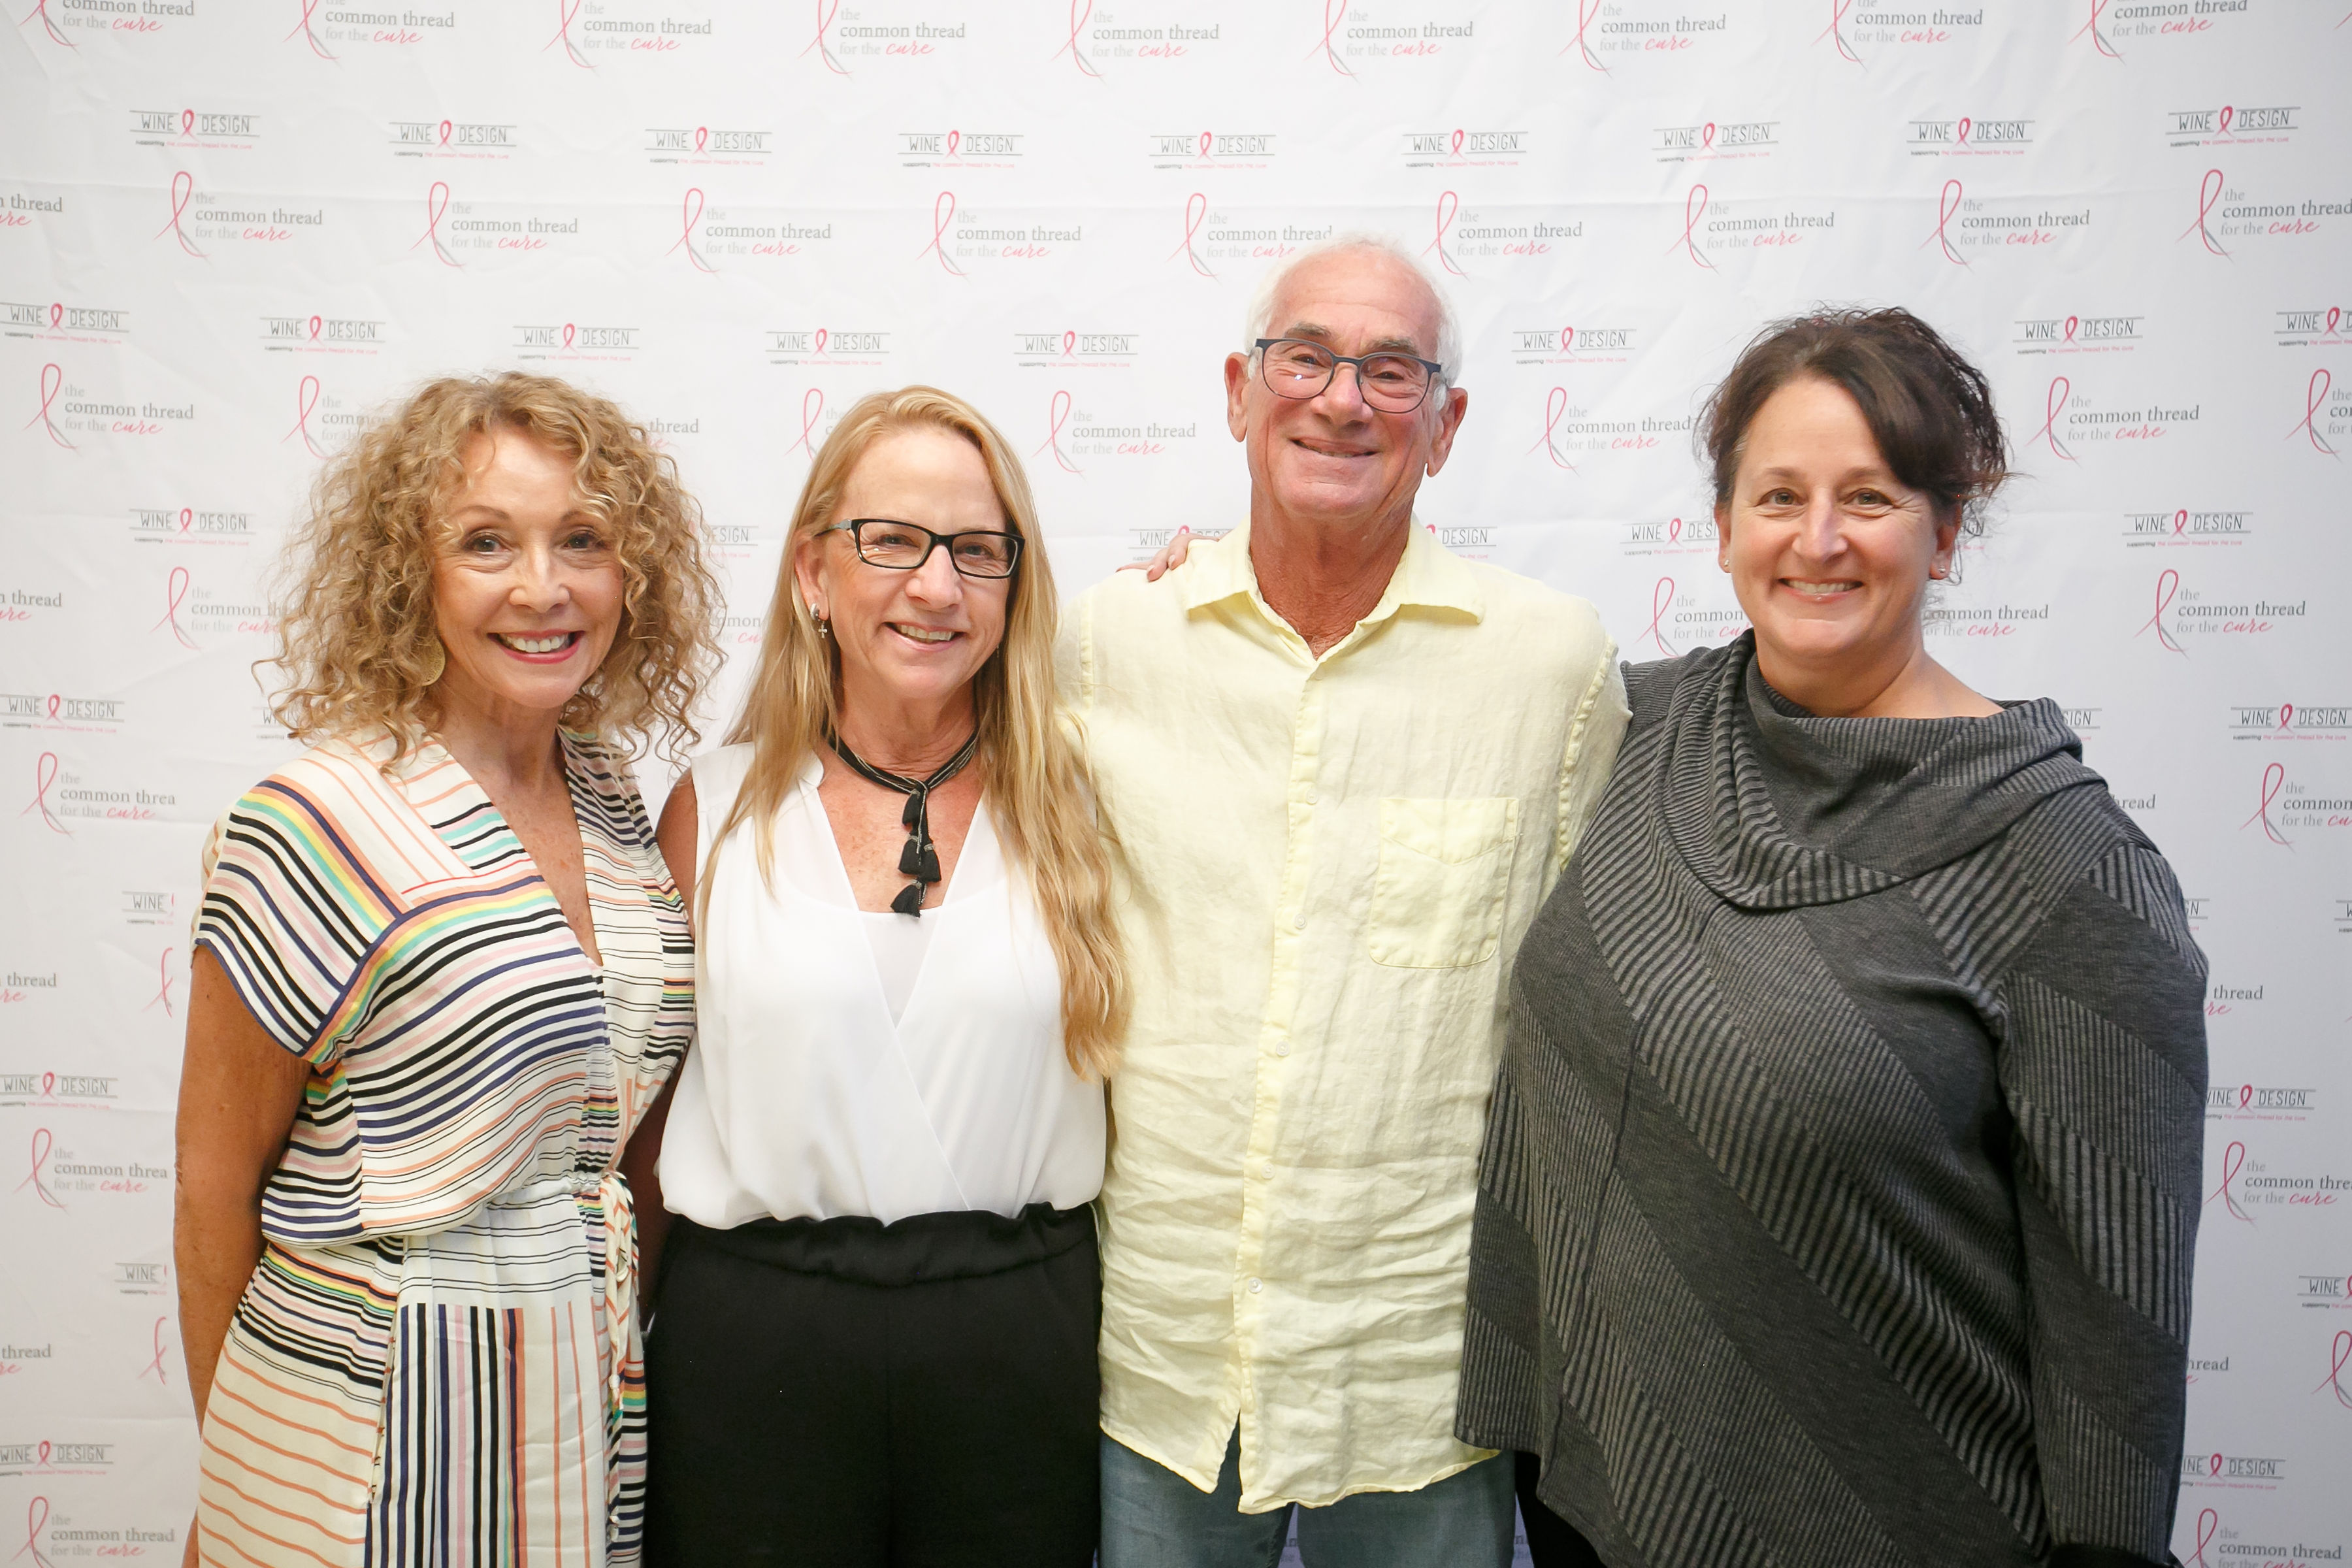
[826, 728, 981, 916]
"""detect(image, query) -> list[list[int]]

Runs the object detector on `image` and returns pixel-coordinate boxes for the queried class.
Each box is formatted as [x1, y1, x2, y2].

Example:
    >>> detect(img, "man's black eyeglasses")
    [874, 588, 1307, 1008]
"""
[1254, 337, 1446, 413]
[823, 519, 1023, 580]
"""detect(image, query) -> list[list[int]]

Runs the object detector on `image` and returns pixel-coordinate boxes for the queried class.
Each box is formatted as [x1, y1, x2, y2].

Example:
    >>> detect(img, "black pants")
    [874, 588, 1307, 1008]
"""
[644, 1204, 1100, 1567]
[1517, 1451, 1606, 1567]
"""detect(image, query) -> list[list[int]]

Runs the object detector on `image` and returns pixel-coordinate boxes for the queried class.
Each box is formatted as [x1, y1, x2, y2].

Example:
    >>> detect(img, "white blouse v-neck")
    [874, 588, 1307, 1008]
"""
[657, 745, 1105, 1227]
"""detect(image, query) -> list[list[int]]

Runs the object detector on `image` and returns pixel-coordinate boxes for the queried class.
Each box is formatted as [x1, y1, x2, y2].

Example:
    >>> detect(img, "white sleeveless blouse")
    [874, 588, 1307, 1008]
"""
[657, 744, 1105, 1226]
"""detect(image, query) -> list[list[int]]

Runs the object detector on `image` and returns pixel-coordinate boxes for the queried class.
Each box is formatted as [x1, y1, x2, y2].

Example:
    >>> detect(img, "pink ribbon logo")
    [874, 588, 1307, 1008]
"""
[2029, 376, 2076, 462]
[1699, 123, 1716, 152]
[1818, 0, 1861, 63]
[2206, 1451, 2222, 1476]
[1200, 131, 1215, 160]
[2325, 307, 2340, 337]
[22, 753, 66, 834]
[805, 0, 847, 74]
[2241, 762, 2288, 846]
[1668, 517, 1684, 543]
[1313, 0, 1353, 76]
[2062, 316, 2078, 344]
[2216, 105, 2234, 135]
[155, 566, 195, 649]
[2287, 368, 2338, 455]
[18, 1497, 55, 1568]
[946, 129, 960, 159]
[2171, 508, 2187, 536]
[177, 108, 195, 137]
[1448, 128, 1465, 159]
[437, 119, 451, 147]
[145, 947, 176, 1017]
[1643, 578, 1677, 657]
[2181, 168, 2227, 257]
[2238, 1083, 2253, 1109]
[2320, 1330, 2352, 1409]
[46, 302, 60, 329]
[39, 1073, 54, 1098]
[2189, 1507, 2216, 1566]
[416, 181, 461, 267]
[1171, 192, 1214, 278]
[1060, 331, 1075, 357]
[2137, 567, 2184, 654]
[287, 0, 333, 59]
[813, 328, 829, 357]
[1529, 387, 1578, 471]
[1036, 389, 1081, 475]
[694, 126, 709, 153]
[17, 1128, 61, 1209]
[22, 0, 71, 47]
[791, 388, 825, 457]
[141, 1316, 171, 1383]
[1925, 178, 1967, 266]
[157, 170, 204, 258]
[286, 374, 326, 458]
[307, 314, 322, 341]
[1426, 191, 1464, 277]
[1955, 117, 1972, 146]
[1567, 0, 1607, 71]
[27, 363, 73, 449]
[549, 0, 592, 67]
[2073, 0, 2121, 58]
[178, 506, 193, 532]
[560, 323, 576, 350]
[44, 694, 57, 721]
[919, 191, 965, 276]
[2277, 702, 2295, 731]
[2206, 1139, 2253, 1220]
[671, 188, 715, 272]
[1668, 185, 1717, 272]
[1055, 0, 1102, 76]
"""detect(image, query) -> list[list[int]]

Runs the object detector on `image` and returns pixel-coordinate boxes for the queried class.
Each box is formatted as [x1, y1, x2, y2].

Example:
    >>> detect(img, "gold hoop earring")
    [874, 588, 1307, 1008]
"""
[419, 637, 446, 683]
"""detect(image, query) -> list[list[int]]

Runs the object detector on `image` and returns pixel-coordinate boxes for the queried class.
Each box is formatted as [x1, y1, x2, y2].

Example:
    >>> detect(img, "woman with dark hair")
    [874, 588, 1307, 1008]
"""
[1458, 309, 2208, 1568]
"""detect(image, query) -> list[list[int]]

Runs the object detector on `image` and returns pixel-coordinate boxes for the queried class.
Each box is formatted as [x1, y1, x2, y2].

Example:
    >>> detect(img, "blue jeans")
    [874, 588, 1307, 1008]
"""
[1100, 1429, 1516, 1568]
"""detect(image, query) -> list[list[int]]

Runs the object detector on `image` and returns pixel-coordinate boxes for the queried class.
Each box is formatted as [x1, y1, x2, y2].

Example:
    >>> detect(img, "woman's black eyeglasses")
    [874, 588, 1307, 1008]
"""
[1254, 337, 1446, 414]
[823, 519, 1022, 580]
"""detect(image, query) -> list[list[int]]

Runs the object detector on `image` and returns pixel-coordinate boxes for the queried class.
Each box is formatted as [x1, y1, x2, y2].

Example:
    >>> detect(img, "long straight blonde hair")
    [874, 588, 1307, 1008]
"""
[704, 386, 1127, 1078]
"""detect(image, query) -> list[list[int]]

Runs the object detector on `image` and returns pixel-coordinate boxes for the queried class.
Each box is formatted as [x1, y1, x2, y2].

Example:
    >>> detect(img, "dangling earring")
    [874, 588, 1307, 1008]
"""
[419, 636, 446, 683]
[809, 601, 830, 639]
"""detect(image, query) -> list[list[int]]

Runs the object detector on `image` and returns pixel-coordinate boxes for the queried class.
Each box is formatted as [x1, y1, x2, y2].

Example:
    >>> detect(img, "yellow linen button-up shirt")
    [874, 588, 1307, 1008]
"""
[1058, 522, 1629, 1511]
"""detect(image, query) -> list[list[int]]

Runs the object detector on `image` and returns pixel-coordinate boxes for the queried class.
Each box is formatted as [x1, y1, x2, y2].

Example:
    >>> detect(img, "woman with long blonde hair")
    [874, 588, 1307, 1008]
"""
[174, 372, 718, 1567]
[634, 386, 1124, 1565]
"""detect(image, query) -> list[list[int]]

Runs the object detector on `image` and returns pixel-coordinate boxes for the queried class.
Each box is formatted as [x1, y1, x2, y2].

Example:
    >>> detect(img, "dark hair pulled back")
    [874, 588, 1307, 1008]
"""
[1699, 307, 2009, 532]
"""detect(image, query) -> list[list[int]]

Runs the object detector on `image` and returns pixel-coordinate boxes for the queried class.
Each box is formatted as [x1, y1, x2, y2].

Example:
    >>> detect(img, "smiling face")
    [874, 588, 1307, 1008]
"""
[791, 425, 1013, 717]
[1718, 376, 1959, 687]
[429, 426, 624, 724]
[1224, 247, 1467, 531]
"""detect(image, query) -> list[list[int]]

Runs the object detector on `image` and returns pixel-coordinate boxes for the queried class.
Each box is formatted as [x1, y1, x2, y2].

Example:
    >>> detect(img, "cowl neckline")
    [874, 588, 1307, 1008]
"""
[1655, 634, 2105, 911]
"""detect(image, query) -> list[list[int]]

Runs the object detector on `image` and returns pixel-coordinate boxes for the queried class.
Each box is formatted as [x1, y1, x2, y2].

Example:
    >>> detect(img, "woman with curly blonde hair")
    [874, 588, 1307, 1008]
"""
[172, 372, 718, 1568]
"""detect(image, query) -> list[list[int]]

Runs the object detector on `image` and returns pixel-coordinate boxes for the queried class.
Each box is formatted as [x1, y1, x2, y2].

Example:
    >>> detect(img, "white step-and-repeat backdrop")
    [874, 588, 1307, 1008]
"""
[4, 3, 2347, 1562]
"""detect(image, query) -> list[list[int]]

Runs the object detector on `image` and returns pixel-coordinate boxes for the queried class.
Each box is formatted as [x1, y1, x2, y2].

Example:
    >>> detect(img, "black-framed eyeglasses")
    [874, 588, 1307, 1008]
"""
[1254, 337, 1446, 413]
[823, 519, 1023, 579]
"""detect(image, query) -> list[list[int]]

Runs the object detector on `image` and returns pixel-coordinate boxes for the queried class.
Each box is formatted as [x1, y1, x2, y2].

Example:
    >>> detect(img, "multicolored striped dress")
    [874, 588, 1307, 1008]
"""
[189, 730, 692, 1567]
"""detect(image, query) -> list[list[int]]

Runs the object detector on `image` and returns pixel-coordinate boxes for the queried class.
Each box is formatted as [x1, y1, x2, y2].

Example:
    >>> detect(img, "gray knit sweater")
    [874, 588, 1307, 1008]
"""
[1458, 636, 2207, 1568]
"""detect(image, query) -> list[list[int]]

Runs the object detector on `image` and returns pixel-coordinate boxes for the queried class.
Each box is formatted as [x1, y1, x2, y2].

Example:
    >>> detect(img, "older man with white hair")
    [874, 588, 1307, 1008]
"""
[1058, 238, 1629, 1563]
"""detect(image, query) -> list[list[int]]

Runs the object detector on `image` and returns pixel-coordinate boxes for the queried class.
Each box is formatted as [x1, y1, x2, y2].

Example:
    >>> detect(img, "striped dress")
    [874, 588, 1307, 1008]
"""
[189, 730, 692, 1568]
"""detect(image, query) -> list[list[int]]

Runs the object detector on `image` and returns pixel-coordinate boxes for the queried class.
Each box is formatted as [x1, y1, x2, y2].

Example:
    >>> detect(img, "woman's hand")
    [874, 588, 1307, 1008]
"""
[1117, 526, 1197, 581]
[174, 949, 310, 1439]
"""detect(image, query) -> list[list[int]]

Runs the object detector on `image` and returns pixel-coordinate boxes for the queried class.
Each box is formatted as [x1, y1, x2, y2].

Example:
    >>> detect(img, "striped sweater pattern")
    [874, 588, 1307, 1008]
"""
[1458, 638, 2207, 1568]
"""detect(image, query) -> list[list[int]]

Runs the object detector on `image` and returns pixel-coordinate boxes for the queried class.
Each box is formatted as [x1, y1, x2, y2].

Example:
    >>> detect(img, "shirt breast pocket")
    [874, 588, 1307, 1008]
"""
[1365, 796, 1521, 969]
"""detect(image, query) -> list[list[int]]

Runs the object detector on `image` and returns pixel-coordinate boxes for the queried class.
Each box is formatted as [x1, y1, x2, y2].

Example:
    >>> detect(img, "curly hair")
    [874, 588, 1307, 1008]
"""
[269, 372, 721, 762]
[1699, 306, 2010, 535]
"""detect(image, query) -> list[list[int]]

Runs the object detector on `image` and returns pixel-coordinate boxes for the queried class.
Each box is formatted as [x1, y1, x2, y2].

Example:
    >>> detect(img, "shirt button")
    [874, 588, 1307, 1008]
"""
[1303, 788, 1318, 804]
[1293, 912, 1307, 930]
[1275, 1042, 1291, 1056]
[1247, 1278, 1263, 1294]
